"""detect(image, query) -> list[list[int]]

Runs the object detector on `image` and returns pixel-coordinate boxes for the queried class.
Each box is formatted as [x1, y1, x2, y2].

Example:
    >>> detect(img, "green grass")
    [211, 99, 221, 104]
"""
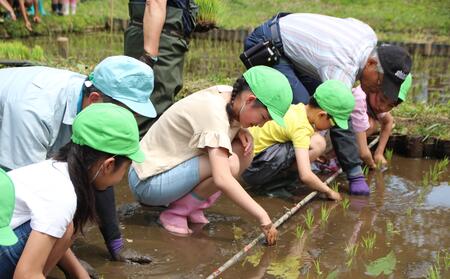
[0, 41, 44, 60]
[218, 0, 450, 43]
[1, 0, 449, 43]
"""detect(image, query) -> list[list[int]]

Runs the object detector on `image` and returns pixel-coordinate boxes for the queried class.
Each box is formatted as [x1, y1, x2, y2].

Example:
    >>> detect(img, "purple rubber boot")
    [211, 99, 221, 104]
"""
[188, 191, 222, 224]
[348, 175, 370, 196]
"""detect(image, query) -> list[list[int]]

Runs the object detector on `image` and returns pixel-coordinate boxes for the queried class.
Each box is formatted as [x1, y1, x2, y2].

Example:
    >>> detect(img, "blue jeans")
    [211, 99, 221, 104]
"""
[245, 18, 363, 177]
[128, 156, 201, 206]
[0, 221, 32, 278]
[244, 19, 321, 104]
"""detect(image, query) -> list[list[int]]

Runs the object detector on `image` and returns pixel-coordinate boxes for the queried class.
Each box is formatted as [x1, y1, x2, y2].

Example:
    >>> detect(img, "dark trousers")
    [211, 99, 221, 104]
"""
[124, 4, 188, 138]
[244, 18, 363, 176]
[95, 187, 121, 244]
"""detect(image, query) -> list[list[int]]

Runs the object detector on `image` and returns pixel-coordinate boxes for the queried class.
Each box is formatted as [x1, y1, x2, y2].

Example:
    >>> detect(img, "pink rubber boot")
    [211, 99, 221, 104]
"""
[159, 193, 203, 236]
[188, 191, 222, 224]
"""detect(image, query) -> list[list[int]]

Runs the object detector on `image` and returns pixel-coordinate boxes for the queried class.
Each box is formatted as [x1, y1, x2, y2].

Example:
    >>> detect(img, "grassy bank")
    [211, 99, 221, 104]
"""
[0, 0, 449, 43]
[1, 33, 448, 141]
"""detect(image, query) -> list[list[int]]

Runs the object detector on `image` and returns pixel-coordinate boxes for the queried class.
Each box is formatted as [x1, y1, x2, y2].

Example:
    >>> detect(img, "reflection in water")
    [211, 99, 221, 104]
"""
[47, 155, 450, 278]
[426, 185, 450, 208]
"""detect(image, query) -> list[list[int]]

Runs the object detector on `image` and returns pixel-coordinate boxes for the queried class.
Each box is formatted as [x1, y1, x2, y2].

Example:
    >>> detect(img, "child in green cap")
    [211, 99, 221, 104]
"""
[352, 74, 412, 169]
[129, 66, 293, 244]
[0, 103, 144, 278]
[242, 80, 355, 200]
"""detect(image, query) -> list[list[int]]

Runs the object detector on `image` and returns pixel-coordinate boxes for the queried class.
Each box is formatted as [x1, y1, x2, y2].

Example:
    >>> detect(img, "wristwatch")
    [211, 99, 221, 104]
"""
[139, 53, 158, 68]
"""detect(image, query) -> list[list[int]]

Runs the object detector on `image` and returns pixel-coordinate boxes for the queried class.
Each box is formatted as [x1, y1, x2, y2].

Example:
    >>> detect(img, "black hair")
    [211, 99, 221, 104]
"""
[308, 95, 321, 109]
[308, 95, 334, 121]
[53, 142, 129, 234]
[226, 76, 266, 123]
[82, 78, 121, 105]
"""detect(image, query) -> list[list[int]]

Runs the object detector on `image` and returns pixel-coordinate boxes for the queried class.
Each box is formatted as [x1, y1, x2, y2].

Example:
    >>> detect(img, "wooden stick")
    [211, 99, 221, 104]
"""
[206, 136, 380, 279]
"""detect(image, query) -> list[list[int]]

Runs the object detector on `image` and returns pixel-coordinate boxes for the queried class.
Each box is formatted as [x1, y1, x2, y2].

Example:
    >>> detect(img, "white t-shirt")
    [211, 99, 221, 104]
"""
[7, 160, 77, 238]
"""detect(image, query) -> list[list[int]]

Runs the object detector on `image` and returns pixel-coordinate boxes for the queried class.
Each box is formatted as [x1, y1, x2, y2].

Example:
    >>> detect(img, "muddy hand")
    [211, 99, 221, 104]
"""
[326, 189, 342, 201]
[78, 259, 100, 279]
[113, 248, 152, 264]
[261, 223, 277, 246]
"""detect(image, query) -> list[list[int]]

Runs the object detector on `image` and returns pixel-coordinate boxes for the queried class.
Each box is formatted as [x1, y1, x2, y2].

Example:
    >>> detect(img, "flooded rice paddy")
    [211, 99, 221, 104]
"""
[21, 32, 450, 104]
[46, 155, 450, 279]
[15, 32, 450, 278]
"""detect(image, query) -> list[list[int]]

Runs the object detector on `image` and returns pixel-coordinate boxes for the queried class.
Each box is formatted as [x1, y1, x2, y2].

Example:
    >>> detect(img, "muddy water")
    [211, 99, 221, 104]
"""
[46, 155, 449, 279]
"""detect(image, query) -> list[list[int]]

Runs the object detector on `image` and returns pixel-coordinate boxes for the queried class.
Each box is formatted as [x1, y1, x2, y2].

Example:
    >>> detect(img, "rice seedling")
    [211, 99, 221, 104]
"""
[196, 0, 220, 27]
[444, 250, 449, 271]
[406, 207, 413, 217]
[386, 220, 400, 237]
[320, 204, 331, 224]
[362, 232, 377, 251]
[313, 258, 323, 276]
[341, 196, 350, 210]
[294, 225, 305, 239]
[304, 208, 314, 230]
[329, 181, 340, 193]
[0, 41, 44, 61]
[345, 243, 359, 268]
[362, 165, 370, 176]
[385, 148, 394, 162]
[426, 264, 441, 279]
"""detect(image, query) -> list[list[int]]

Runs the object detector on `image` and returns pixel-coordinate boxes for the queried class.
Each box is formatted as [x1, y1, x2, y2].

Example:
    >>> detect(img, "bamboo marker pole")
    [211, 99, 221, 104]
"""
[206, 136, 380, 279]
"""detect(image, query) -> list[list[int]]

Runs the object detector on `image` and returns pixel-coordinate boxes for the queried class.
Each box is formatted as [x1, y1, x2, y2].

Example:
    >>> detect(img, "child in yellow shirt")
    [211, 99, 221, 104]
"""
[242, 80, 355, 200]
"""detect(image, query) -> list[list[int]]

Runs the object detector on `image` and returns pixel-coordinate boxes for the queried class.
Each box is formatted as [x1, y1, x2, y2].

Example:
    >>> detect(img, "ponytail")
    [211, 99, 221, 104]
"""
[53, 142, 128, 234]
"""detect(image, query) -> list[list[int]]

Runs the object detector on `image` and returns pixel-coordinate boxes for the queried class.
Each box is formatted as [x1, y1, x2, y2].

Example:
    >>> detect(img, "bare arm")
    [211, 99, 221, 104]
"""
[295, 148, 341, 200]
[355, 131, 376, 168]
[32, 0, 40, 23]
[143, 0, 167, 56]
[208, 147, 271, 226]
[57, 249, 90, 279]
[0, 0, 16, 20]
[374, 112, 394, 165]
[16, 0, 32, 31]
[14, 230, 57, 279]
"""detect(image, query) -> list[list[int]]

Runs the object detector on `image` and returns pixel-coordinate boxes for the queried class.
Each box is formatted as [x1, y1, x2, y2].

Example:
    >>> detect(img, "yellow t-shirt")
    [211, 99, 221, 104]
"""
[250, 103, 314, 154]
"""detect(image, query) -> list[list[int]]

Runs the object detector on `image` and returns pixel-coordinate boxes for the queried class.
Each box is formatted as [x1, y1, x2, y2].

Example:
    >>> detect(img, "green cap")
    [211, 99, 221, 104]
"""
[314, 80, 355, 129]
[71, 103, 145, 163]
[398, 73, 412, 102]
[0, 168, 18, 246]
[243, 66, 293, 127]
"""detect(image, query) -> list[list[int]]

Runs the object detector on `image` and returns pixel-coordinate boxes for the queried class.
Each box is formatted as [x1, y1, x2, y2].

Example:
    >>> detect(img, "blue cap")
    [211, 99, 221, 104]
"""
[89, 56, 156, 118]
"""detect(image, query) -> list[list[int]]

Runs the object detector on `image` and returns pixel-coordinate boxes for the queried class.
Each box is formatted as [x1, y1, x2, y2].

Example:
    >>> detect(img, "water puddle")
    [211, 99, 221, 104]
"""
[46, 155, 450, 278]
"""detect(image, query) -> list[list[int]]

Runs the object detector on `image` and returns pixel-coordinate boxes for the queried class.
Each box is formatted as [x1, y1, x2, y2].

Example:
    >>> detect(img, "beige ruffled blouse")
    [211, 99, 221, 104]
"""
[133, 85, 241, 180]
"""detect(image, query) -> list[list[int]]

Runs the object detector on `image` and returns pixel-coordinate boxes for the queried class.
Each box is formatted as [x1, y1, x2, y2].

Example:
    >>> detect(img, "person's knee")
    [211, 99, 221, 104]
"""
[231, 140, 253, 174]
[309, 134, 326, 161]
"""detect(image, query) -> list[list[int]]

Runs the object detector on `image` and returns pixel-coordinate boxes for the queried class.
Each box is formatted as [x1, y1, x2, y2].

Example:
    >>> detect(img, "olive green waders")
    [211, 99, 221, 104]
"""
[124, 3, 189, 137]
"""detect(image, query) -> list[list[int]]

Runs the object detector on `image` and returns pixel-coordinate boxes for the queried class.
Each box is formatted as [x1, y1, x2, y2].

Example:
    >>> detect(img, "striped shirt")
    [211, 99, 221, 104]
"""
[279, 13, 377, 87]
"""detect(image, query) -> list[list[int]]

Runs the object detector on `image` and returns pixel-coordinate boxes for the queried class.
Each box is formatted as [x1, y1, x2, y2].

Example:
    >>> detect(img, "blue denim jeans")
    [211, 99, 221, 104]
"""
[128, 156, 201, 206]
[244, 19, 321, 104]
[245, 18, 363, 177]
[0, 221, 32, 278]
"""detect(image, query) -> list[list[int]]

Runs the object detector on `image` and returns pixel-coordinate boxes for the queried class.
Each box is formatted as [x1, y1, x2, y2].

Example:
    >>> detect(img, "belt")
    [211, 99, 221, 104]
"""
[268, 12, 290, 54]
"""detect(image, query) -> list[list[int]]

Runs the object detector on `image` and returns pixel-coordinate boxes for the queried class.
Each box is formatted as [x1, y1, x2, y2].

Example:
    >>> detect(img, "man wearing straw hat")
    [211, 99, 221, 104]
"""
[0, 55, 155, 264]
